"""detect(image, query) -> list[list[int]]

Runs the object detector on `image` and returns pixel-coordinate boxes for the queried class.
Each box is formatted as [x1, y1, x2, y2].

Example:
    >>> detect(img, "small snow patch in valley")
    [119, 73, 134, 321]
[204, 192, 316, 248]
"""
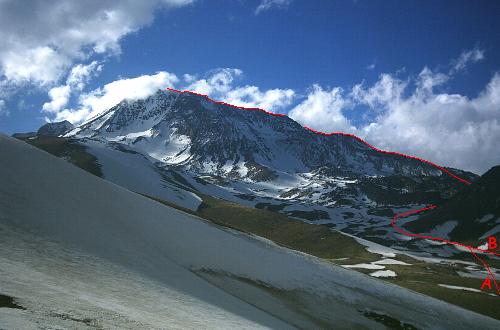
[373, 259, 411, 265]
[370, 270, 397, 278]
[428, 221, 458, 239]
[477, 242, 488, 250]
[350, 235, 397, 258]
[342, 263, 385, 270]
[477, 214, 495, 224]
[424, 238, 447, 246]
[438, 284, 482, 293]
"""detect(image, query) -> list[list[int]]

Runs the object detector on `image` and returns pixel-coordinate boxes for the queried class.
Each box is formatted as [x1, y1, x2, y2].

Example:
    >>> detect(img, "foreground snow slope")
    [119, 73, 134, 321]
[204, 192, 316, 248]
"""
[0, 222, 287, 329]
[0, 134, 499, 329]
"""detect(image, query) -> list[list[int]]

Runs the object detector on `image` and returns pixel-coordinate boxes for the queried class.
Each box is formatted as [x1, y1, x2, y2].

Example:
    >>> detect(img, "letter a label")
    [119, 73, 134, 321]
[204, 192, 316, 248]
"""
[488, 236, 497, 250]
[481, 277, 492, 290]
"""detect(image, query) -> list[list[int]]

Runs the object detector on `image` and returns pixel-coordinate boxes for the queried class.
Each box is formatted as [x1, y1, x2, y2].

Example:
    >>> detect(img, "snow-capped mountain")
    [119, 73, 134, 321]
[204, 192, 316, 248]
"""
[10, 91, 499, 322]
[64, 89, 477, 246]
[71, 89, 448, 179]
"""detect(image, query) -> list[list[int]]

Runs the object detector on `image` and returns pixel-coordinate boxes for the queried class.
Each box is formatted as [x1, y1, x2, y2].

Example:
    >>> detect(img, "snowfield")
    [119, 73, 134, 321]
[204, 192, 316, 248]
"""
[84, 140, 202, 211]
[1, 134, 499, 329]
[0, 223, 284, 329]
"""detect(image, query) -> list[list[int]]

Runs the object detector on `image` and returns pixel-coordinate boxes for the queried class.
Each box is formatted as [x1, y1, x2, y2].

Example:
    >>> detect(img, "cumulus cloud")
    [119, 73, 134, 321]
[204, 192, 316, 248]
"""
[358, 72, 500, 174]
[54, 68, 294, 124]
[225, 86, 295, 112]
[42, 61, 103, 114]
[67, 62, 103, 90]
[288, 85, 354, 133]
[255, 0, 292, 15]
[2, 46, 71, 86]
[0, 0, 193, 87]
[289, 50, 500, 174]
[186, 68, 295, 112]
[415, 67, 449, 94]
[54, 71, 179, 123]
[186, 68, 243, 95]
[352, 74, 407, 109]
[42, 85, 71, 114]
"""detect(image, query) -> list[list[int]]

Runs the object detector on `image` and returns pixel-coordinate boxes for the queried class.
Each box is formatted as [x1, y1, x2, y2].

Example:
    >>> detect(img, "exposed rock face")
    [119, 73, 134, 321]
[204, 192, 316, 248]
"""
[37, 120, 74, 137]
[71, 89, 455, 180]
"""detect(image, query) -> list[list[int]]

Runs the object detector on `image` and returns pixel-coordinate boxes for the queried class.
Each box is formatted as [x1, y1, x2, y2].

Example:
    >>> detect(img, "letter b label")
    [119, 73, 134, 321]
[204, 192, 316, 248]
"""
[488, 236, 497, 250]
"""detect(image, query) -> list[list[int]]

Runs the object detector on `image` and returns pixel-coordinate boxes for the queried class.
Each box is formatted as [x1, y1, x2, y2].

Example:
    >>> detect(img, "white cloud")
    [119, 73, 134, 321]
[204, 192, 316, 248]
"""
[67, 61, 103, 90]
[415, 67, 449, 94]
[0, 0, 193, 87]
[2, 46, 70, 86]
[183, 73, 197, 84]
[0, 100, 8, 116]
[285, 48, 498, 173]
[54, 71, 179, 123]
[186, 68, 243, 95]
[186, 68, 294, 112]
[42, 61, 103, 114]
[55, 68, 294, 125]
[225, 86, 295, 112]
[294, 64, 500, 174]
[352, 74, 407, 108]
[451, 47, 485, 73]
[42, 85, 71, 113]
[359, 73, 500, 174]
[288, 85, 354, 133]
[255, 0, 292, 15]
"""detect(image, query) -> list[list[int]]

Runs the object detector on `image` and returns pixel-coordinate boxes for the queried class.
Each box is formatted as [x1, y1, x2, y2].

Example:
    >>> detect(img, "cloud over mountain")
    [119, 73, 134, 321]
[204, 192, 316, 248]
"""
[288, 50, 500, 174]
[37, 44, 500, 175]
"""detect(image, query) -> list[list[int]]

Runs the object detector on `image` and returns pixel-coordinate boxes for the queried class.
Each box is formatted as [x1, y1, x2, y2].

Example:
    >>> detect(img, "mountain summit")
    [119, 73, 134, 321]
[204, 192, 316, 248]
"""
[38, 120, 74, 137]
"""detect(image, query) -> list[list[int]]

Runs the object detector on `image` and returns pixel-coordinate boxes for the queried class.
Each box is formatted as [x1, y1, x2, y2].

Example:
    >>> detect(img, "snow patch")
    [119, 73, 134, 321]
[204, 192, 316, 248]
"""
[438, 284, 482, 293]
[373, 259, 411, 265]
[370, 270, 397, 278]
[342, 263, 385, 270]
[428, 221, 458, 239]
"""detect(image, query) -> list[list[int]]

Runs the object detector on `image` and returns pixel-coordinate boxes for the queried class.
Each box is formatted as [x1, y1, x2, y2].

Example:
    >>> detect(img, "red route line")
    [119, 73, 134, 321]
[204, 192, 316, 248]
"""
[166, 87, 496, 294]
[469, 248, 500, 294]
[302, 127, 472, 185]
[391, 205, 500, 295]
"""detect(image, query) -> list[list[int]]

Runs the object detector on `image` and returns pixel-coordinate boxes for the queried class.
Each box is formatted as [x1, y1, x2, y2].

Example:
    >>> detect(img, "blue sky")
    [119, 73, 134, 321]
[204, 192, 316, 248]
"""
[0, 0, 499, 173]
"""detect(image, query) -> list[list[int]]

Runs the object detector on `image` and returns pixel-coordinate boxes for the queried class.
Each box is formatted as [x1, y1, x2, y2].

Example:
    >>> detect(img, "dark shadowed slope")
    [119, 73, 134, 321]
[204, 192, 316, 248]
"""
[406, 166, 500, 245]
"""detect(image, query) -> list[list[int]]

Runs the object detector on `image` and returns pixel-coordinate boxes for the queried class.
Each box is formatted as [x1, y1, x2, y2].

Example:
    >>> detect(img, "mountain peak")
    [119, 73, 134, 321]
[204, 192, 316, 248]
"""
[69, 90, 453, 180]
[37, 120, 74, 137]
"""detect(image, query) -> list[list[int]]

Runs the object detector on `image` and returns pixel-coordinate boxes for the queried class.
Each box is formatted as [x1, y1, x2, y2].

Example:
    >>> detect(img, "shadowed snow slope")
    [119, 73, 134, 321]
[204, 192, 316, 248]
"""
[0, 134, 499, 329]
